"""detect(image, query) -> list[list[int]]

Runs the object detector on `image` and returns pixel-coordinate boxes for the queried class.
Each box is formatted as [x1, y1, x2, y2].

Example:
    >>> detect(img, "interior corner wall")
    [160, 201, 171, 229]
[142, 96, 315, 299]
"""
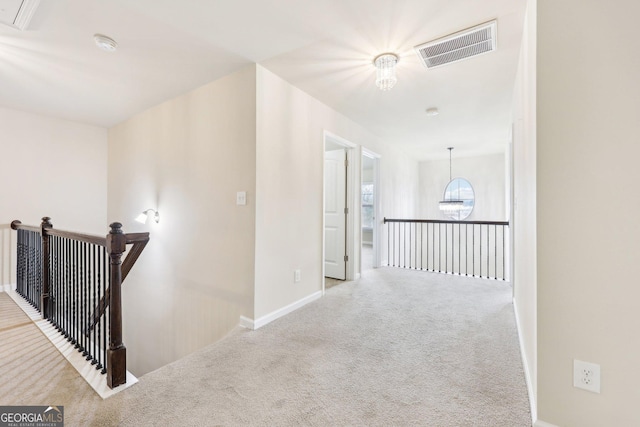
[418, 153, 507, 220]
[254, 65, 419, 320]
[512, 0, 537, 421]
[537, 1, 640, 425]
[0, 107, 107, 287]
[107, 65, 257, 376]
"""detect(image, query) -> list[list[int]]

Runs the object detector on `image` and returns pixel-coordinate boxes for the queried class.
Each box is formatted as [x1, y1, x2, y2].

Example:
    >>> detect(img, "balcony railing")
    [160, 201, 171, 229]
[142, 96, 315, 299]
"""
[384, 218, 510, 281]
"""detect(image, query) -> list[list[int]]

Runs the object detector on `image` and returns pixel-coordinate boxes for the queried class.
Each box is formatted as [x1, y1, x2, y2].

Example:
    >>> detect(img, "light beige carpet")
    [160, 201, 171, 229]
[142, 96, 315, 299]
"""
[3, 267, 531, 426]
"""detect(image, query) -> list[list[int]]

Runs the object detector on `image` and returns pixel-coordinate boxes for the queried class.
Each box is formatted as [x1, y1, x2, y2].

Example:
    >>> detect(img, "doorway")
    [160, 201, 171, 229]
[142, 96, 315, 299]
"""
[324, 148, 347, 280]
[361, 149, 380, 272]
[323, 131, 356, 292]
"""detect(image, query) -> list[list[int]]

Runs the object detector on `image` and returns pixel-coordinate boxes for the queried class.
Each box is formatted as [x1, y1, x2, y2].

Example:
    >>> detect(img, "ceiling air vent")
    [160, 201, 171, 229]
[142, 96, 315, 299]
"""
[414, 20, 497, 69]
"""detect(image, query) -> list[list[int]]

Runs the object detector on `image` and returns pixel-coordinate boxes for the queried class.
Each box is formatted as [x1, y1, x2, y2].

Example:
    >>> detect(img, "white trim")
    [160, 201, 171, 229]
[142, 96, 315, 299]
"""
[7, 290, 41, 321]
[38, 318, 138, 399]
[514, 297, 537, 424]
[534, 421, 559, 427]
[345, 147, 356, 280]
[239, 291, 322, 330]
[5, 290, 137, 399]
[1, 283, 16, 292]
[12, 0, 41, 31]
[361, 147, 382, 270]
[324, 130, 357, 149]
[323, 130, 358, 284]
[239, 316, 254, 329]
[361, 147, 381, 159]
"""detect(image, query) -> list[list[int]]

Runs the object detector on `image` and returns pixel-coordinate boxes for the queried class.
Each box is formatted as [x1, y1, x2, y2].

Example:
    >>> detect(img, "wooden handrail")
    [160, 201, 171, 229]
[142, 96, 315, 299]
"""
[11, 217, 149, 389]
[47, 228, 107, 246]
[122, 239, 149, 282]
[125, 233, 151, 244]
[12, 220, 109, 246]
[10, 220, 41, 234]
[384, 218, 509, 226]
[86, 236, 149, 337]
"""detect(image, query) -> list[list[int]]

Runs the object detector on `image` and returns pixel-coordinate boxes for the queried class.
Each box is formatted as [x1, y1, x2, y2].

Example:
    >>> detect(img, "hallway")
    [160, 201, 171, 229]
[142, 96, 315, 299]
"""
[2, 267, 530, 426]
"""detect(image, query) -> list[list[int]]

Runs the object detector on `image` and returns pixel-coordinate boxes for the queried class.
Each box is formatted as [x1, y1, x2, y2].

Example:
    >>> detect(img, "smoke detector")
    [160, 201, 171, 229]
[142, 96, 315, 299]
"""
[414, 20, 497, 69]
[94, 34, 118, 52]
[0, 0, 41, 31]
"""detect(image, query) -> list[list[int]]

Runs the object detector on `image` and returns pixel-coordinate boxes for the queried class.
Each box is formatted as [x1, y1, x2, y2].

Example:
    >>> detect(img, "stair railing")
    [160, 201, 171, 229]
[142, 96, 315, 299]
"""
[384, 218, 510, 281]
[11, 217, 149, 389]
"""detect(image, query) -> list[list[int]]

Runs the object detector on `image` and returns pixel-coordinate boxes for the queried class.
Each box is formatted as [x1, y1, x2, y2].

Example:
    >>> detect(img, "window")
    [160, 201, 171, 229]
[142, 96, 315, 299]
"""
[443, 178, 475, 221]
[362, 183, 374, 229]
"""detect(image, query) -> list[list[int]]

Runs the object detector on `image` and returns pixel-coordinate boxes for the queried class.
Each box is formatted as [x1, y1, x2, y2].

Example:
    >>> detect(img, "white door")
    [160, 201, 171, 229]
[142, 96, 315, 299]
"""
[324, 149, 347, 280]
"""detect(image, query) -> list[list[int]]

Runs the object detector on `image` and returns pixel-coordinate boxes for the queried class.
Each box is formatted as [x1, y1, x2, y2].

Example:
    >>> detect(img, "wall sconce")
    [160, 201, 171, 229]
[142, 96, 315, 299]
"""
[135, 209, 159, 224]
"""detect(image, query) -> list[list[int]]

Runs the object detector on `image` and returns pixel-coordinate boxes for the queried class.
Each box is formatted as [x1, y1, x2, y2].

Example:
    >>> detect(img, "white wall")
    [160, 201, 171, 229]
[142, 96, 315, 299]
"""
[418, 153, 507, 220]
[537, 1, 640, 425]
[107, 66, 257, 376]
[106, 63, 420, 375]
[0, 107, 107, 287]
[254, 65, 418, 319]
[512, 0, 537, 422]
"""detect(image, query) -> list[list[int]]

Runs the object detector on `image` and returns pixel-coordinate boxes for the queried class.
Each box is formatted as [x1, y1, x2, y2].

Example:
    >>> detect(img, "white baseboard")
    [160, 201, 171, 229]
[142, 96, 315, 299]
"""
[239, 290, 322, 330]
[535, 421, 559, 427]
[6, 290, 137, 399]
[513, 297, 537, 425]
[1, 283, 16, 292]
[239, 316, 254, 330]
[37, 319, 138, 399]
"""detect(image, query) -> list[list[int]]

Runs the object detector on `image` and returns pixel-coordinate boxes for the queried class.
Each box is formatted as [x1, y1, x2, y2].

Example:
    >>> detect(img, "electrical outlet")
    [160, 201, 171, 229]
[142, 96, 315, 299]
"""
[573, 359, 601, 393]
[294, 269, 301, 283]
[236, 191, 247, 205]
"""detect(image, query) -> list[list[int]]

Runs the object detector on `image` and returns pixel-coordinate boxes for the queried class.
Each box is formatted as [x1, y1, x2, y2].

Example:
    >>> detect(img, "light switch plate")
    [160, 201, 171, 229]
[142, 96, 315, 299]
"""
[236, 191, 246, 205]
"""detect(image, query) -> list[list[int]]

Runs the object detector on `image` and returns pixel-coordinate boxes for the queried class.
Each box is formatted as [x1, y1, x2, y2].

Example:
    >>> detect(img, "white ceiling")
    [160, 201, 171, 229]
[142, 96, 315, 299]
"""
[0, 0, 525, 160]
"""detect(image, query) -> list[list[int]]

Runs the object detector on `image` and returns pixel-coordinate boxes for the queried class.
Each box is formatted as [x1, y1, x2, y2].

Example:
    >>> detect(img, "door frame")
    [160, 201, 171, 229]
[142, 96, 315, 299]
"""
[361, 147, 381, 270]
[323, 130, 357, 295]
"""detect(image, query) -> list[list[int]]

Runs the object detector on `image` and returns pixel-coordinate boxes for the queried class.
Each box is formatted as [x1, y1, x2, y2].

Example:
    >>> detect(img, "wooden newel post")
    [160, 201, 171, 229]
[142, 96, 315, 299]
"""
[106, 222, 127, 388]
[40, 217, 53, 318]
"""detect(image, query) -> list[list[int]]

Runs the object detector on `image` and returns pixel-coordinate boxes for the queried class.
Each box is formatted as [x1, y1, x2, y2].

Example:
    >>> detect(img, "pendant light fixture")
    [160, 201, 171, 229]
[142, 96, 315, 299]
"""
[373, 53, 399, 91]
[438, 147, 464, 212]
